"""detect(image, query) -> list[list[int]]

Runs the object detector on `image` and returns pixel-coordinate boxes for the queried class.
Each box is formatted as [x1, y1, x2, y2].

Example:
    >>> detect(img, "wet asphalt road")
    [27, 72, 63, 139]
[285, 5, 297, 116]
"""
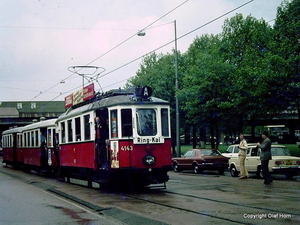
[0, 161, 299, 225]
[0, 171, 119, 225]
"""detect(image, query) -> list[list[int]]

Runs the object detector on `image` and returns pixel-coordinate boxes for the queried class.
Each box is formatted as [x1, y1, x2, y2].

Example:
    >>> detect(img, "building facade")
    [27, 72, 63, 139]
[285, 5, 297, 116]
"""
[0, 101, 65, 134]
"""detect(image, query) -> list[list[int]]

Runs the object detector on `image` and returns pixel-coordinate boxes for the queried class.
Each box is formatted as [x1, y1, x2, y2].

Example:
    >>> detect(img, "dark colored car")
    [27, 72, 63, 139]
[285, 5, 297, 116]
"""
[172, 149, 229, 174]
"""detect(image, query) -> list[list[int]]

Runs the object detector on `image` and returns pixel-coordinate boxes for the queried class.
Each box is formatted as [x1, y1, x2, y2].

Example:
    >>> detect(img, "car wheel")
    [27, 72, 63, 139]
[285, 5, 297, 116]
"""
[193, 164, 201, 174]
[256, 166, 264, 178]
[230, 165, 238, 177]
[218, 169, 225, 175]
[172, 162, 181, 172]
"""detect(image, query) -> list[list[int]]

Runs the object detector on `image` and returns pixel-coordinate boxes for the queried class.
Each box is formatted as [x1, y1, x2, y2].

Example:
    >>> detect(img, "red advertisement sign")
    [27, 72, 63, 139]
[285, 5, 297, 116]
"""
[64, 94, 73, 108]
[64, 83, 95, 108]
[83, 83, 95, 101]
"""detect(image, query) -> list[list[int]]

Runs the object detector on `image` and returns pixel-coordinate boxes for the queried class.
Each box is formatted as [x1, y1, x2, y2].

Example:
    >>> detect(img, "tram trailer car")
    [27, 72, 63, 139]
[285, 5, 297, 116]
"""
[56, 86, 172, 188]
[21, 118, 58, 172]
[2, 127, 24, 167]
[2, 119, 59, 172]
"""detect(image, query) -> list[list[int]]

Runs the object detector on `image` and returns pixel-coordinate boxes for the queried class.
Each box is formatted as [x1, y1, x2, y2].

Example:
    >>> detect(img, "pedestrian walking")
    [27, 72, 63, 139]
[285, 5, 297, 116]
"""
[257, 131, 273, 185]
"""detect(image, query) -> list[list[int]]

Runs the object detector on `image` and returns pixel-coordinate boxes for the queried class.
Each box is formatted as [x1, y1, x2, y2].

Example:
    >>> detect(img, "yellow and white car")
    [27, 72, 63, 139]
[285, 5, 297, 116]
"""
[223, 144, 300, 179]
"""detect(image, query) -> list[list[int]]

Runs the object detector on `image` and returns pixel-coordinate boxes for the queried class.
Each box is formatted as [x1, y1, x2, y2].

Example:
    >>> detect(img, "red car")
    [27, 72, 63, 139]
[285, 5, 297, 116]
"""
[172, 149, 229, 174]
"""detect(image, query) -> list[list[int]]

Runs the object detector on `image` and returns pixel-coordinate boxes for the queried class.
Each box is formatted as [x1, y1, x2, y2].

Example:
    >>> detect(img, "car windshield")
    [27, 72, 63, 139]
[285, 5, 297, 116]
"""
[271, 147, 290, 156]
[200, 149, 221, 156]
[136, 109, 157, 136]
[183, 150, 195, 157]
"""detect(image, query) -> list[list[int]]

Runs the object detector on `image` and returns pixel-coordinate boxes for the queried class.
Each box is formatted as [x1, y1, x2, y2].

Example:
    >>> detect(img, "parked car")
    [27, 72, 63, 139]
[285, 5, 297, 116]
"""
[222, 143, 256, 158]
[172, 149, 229, 174]
[225, 144, 300, 179]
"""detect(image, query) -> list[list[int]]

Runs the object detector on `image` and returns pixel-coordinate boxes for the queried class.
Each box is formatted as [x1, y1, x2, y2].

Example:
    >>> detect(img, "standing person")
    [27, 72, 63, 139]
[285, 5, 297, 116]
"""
[238, 133, 249, 179]
[257, 131, 273, 185]
[95, 117, 109, 169]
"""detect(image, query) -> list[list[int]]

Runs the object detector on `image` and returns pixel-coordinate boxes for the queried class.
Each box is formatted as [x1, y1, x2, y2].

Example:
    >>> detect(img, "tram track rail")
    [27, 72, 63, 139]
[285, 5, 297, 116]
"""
[1, 164, 299, 225]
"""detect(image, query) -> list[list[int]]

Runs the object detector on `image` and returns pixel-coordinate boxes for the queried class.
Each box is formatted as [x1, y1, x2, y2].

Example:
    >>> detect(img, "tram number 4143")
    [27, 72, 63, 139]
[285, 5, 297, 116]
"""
[120, 146, 133, 151]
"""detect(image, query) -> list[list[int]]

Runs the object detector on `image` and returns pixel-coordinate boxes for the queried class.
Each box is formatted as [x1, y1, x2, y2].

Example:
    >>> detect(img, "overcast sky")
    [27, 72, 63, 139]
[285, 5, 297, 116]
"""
[0, 0, 284, 102]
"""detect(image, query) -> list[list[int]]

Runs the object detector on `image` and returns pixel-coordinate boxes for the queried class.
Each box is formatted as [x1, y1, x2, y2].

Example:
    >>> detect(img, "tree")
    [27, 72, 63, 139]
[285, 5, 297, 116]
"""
[126, 51, 186, 152]
[126, 52, 176, 103]
[271, 0, 300, 116]
[221, 14, 275, 117]
[180, 34, 233, 149]
[220, 14, 279, 141]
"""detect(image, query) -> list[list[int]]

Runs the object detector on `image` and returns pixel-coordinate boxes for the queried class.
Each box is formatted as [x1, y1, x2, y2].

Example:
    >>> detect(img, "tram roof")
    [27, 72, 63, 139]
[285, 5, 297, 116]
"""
[57, 94, 169, 121]
[22, 118, 57, 131]
[2, 126, 24, 135]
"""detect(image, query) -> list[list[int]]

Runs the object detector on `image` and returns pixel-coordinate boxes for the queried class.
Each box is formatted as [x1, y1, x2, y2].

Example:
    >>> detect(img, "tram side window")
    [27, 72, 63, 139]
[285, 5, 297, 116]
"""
[47, 128, 53, 147]
[5, 136, 9, 147]
[27, 132, 30, 147]
[5, 136, 8, 147]
[110, 110, 118, 138]
[17, 134, 22, 147]
[161, 108, 169, 137]
[7, 135, 10, 147]
[3, 136, 7, 147]
[35, 130, 39, 147]
[3, 136, 6, 147]
[2, 136, 5, 148]
[121, 109, 132, 137]
[84, 114, 91, 140]
[24, 133, 27, 147]
[61, 122, 66, 143]
[31, 131, 35, 147]
[67, 120, 73, 142]
[136, 109, 157, 136]
[9, 135, 12, 147]
[6, 136, 9, 147]
[8, 136, 11, 147]
[75, 117, 81, 141]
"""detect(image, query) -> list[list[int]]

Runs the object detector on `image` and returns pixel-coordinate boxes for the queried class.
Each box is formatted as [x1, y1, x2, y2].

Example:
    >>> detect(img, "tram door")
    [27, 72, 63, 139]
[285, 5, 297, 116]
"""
[95, 109, 109, 166]
[40, 128, 47, 166]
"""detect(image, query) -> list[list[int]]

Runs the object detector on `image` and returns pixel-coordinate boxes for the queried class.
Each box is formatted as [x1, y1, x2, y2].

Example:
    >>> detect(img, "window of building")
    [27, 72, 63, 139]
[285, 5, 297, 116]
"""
[31, 102, 36, 109]
[17, 103, 22, 109]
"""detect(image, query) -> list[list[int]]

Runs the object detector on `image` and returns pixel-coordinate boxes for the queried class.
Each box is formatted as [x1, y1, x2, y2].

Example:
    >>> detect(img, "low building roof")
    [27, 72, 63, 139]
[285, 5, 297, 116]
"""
[0, 107, 19, 118]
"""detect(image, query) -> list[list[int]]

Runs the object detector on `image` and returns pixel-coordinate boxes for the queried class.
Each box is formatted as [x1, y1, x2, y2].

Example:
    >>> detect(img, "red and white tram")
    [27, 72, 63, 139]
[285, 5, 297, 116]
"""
[56, 86, 172, 188]
[2, 126, 24, 167]
[1, 86, 172, 189]
[21, 118, 58, 171]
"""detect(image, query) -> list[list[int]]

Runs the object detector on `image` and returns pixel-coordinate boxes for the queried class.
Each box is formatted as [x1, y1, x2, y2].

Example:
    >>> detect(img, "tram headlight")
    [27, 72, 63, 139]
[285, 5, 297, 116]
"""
[143, 155, 155, 166]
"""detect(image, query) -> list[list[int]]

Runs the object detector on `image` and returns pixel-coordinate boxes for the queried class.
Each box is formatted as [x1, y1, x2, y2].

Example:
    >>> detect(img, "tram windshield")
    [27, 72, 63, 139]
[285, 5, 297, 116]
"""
[136, 109, 157, 136]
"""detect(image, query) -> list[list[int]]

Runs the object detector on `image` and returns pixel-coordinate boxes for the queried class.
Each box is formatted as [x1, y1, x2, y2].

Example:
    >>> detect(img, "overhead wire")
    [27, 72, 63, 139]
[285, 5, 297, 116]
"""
[36, 0, 254, 107]
[96, 0, 255, 80]
[30, 0, 189, 101]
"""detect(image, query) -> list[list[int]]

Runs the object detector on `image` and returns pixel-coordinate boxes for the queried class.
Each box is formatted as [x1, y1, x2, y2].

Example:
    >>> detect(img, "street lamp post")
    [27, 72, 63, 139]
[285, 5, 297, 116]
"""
[137, 20, 181, 156]
[174, 20, 181, 157]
